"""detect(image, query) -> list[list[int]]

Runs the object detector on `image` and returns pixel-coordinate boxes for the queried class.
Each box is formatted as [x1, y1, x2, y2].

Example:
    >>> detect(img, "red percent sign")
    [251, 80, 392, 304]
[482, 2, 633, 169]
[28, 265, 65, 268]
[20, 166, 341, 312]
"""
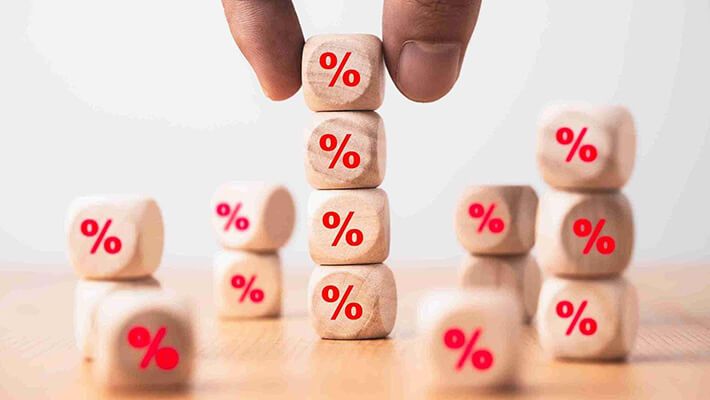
[468, 203, 505, 234]
[556, 300, 598, 336]
[444, 328, 494, 371]
[80, 219, 122, 254]
[322, 285, 363, 320]
[319, 52, 361, 87]
[127, 326, 179, 370]
[322, 211, 364, 247]
[556, 127, 598, 163]
[216, 202, 250, 232]
[319, 134, 361, 169]
[573, 218, 615, 255]
[231, 274, 264, 303]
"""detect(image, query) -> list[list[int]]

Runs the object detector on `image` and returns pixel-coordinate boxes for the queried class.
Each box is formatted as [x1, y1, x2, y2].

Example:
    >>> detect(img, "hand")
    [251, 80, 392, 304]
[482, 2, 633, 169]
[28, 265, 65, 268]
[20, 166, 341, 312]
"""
[222, 0, 482, 103]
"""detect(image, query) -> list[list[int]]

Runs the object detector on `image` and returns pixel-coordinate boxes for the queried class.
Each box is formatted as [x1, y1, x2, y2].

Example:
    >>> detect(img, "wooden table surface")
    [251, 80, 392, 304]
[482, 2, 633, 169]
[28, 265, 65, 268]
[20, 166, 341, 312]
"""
[1, 262, 709, 399]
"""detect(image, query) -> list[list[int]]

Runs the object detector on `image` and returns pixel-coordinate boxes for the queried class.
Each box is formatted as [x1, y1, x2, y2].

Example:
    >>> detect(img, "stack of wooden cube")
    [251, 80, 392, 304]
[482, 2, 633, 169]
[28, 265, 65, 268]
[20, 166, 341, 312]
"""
[535, 104, 639, 360]
[302, 34, 397, 340]
[67, 196, 194, 388]
[210, 183, 296, 319]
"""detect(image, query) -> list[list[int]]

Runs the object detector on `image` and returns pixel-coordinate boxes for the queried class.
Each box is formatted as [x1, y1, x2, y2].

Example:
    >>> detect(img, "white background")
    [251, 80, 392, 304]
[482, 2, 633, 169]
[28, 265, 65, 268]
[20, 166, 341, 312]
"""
[1, 1, 709, 269]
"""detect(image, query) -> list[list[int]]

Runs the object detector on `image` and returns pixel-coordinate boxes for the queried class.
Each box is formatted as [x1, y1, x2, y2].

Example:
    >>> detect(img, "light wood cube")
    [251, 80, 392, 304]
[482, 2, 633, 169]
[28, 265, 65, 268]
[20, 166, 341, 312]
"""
[74, 277, 161, 359]
[537, 104, 636, 190]
[94, 290, 194, 388]
[211, 183, 296, 251]
[213, 250, 281, 319]
[454, 185, 538, 255]
[536, 189, 634, 278]
[418, 289, 521, 389]
[537, 276, 639, 360]
[302, 34, 385, 111]
[305, 111, 386, 189]
[308, 189, 389, 265]
[66, 196, 164, 280]
[459, 254, 542, 323]
[308, 264, 397, 340]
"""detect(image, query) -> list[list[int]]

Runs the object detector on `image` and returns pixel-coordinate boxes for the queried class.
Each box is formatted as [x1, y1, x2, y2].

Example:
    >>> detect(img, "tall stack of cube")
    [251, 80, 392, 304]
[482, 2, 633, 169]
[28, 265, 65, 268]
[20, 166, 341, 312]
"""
[302, 34, 396, 340]
[535, 104, 639, 360]
[210, 183, 296, 319]
[454, 185, 542, 323]
[67, 196, 194, 388]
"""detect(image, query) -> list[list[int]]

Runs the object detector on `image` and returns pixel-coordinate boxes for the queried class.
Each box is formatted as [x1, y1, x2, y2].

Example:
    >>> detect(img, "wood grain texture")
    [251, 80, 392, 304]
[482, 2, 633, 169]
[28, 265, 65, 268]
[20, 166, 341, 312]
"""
[210, 183, 295, 252]
[308, 189, 390, 265]
[537, 104, 636, 190]
[66, 196, 164, 279]
[308, 263, 397, 340]
[537, 276, 639, 361]
[458, 254, 541, 323]
[0, 263, 709, 399]
[305, 111, 386, 189]
[302, 34, 385, 111]
[536, 189, 634, 278]
[454, 186, 538, 255]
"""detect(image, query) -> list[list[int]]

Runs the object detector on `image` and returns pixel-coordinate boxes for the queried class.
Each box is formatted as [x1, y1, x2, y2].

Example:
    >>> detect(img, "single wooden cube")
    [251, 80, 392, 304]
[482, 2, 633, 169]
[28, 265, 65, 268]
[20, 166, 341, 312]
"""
[308, 264, 397, 340]
[537, 276, 639, 360]
[211, 183, 296, 251]
[66, 196, 164, 280]
[536, 189, 634, 278]
[308, 188, 389, 265]
[74, 277, 161, 359]
[459, 254, 541, 323]
[94, 290, 194, 388]
[305, 111, 386, 189]
[454, 185, 538, 255]
[213, 250, 281, 319]
[302, 34, 385, 111]
[418, 289, 521, 389]
[537, 104, 636, 190]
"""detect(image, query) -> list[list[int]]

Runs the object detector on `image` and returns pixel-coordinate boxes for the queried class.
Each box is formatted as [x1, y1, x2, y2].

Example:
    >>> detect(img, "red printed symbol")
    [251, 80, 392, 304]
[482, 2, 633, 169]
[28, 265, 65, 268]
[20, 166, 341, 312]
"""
[573, 218, 615, 255]
[443, 328, 494, 371]
[468, 203, 505, 234]
[322, 211, 363, 247]
[231, 274, 264, 303]
[127, 326, 179, 370]
[322, 285, 363, 320]
[319, 51, 361, 87]
[216, 202, 250, 232]
[319, 134, 361, 169]
[556, 127, 598, 163]
[80, 219, 122, 254]
[556, 300, 597, 336]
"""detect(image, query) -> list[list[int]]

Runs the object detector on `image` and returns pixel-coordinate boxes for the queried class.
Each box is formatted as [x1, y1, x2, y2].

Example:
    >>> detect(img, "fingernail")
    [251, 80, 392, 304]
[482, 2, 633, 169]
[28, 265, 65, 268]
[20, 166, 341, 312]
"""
[396, 41, 462, 102]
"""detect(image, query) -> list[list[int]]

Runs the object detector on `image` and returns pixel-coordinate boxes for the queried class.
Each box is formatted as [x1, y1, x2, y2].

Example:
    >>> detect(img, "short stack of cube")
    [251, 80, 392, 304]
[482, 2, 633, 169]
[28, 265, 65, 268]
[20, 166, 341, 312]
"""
[210, 183, 296, 319]
[302, 34, 397, 340]
[535, 104, 639, 360]
[67, 196, 194, 389]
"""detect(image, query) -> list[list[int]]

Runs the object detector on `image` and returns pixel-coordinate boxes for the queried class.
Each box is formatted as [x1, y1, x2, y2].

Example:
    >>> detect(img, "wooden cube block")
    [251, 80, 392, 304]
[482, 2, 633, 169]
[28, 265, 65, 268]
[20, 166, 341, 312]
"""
[454, 185, 538, 255]
[213, 250, 281, 319]
[66, 196, 164, 280]
[537, 276, 639, 360]
[302, 34, 385, 111]
[459, 254, 541, 323]
[418, 289, 521, 389]
[536, 189, 634, 278]
[94, 290, 194, 388]
[74, 277, 161, 359]
[211, 183, 296, 251]
[308, 264, 397, 340]
[537, 104, 636, 189]
[308, 189, 389, 265]
[305, 111, 386, 189]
